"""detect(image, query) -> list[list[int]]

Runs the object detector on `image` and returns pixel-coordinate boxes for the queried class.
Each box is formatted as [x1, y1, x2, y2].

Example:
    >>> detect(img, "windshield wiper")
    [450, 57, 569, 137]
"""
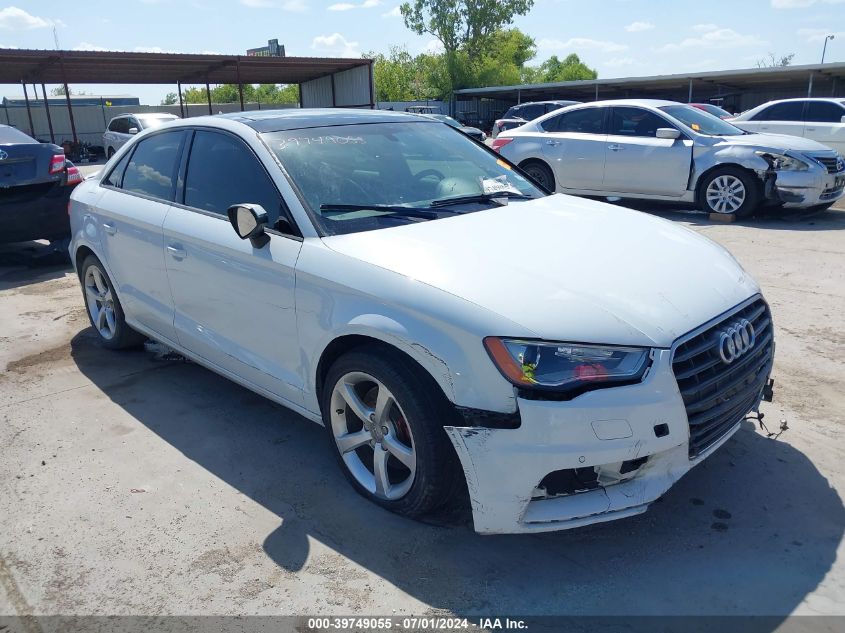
[430, 192, 534, 208]
[320, 203, 458, 219]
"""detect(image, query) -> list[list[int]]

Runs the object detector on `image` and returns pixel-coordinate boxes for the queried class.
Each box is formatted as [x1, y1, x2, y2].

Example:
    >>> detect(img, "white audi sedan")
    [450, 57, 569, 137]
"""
[69, 109, 774, 534]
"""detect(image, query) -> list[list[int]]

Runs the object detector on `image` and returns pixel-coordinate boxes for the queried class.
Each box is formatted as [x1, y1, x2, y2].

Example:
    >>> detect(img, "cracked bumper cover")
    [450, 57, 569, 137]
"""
[764, 168, 845, 208]
[444, 350, 741, 534]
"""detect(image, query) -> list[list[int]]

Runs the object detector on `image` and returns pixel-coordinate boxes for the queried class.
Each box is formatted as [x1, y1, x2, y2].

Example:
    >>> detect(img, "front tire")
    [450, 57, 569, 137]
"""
[699, 167, 760, 218]
[321, 348, 460, 518]
[107, 147, 115, 159]
[80, 255, 145, 349]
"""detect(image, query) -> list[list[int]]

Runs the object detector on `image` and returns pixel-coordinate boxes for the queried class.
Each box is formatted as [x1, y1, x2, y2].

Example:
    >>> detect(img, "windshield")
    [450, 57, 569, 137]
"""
[699, 104, 731, 118]
[659, 105, 745, 136]
[139, 115, 178, 129]
[261, 121, 543, 236]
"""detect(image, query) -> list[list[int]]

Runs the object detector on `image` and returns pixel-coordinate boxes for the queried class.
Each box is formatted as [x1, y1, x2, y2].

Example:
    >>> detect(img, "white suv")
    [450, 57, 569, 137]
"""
[731, 98, 845, 154]
[103, 113, 180, 158]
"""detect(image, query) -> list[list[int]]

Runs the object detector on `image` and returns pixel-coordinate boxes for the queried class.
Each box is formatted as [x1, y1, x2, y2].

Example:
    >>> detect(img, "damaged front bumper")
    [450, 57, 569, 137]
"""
[762, 165, 845, 208]
[444, 350, 743, 534]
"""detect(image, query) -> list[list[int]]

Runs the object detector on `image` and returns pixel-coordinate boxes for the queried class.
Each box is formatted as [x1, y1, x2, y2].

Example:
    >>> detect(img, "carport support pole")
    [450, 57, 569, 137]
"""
[688, 79, 693, 103]
[807, 72, 814, 97]
[236, 58, 245, 112]
[63, 83, 78, 144]
[594, 84, 599, 101]
[206, 83, 212, 115]
[41, 83, 55, 144]
[177, 81, 185, 118]
[21, 81, 35, 137]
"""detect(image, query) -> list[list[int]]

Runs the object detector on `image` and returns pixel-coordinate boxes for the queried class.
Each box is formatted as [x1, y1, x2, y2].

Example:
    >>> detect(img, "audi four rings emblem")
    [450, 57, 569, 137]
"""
[0, 149, 8, 160]
[718, 319, 756, 364]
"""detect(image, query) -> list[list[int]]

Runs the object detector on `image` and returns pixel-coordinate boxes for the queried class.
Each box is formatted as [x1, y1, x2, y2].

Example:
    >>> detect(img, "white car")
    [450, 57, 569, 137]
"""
[494, 99, 844, 215]
[102, 112, 180, 158]
[69, 109, 774, 534]
[731, 98, 845, 155]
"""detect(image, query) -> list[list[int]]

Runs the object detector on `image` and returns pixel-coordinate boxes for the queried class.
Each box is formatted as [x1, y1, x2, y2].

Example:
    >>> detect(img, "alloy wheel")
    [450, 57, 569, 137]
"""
[84, 266, 117, 340]
[329, 371, 417, 501]
[706, 175, 746, 214]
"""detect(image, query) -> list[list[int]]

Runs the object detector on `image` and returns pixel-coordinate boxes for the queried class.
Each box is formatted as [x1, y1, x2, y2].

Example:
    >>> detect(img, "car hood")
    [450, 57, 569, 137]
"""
[320, 195, 760, 347]
[719, 131, 836, 154]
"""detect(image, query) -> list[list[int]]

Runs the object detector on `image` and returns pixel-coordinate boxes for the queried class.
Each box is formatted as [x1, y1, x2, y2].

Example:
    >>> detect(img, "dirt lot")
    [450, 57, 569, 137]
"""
[1, 202, 844, 621]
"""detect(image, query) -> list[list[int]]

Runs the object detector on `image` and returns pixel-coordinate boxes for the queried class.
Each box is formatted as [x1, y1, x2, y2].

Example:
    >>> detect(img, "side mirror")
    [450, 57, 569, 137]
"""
[127, 127, 139, 135]
[656, 128, 681, 140]
[840, 115, 845, 123]
[227, 203, 270, 248]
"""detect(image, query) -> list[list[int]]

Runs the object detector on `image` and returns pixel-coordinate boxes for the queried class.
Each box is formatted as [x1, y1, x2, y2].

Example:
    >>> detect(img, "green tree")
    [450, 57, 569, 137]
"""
[534, 54, 597, 82]
[161, 92, 178, 105]
[400, 0, 535, 94]
[181, 84, 299, 105]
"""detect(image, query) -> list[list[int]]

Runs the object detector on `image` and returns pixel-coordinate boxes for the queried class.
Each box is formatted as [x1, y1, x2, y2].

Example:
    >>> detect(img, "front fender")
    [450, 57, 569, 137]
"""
[294, 240, 528, 417]
[692, 144, 770, 187]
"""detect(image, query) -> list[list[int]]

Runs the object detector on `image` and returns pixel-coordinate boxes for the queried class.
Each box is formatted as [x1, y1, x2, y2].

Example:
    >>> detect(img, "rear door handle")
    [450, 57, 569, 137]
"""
[546, 139, 560, 146]
[608, 144, 623, 151]
[167, 244, 187, 259]
[806, 127, 816, 132]
[102, 222, 116, 235]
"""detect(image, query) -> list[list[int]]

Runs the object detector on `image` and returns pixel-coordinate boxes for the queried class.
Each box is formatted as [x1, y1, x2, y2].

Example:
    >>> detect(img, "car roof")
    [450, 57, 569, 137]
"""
[110, 112, 179, 119]
[204, 108, 435, 132]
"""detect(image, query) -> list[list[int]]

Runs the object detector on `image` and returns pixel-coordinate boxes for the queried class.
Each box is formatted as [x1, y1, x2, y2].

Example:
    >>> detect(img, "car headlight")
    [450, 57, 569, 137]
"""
[483, 338, 650, 396]
[755, 151, 809, 171]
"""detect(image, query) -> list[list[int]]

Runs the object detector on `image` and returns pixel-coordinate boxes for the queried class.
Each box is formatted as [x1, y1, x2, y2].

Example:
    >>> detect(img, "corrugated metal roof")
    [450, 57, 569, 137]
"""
[454, 62, 845, 99]
[0, 49, 371, 85]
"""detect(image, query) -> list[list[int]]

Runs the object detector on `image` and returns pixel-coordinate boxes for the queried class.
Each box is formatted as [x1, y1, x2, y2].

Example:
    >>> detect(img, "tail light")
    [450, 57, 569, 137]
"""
[491, 137, 514, 153]
[49, 154, 66, 175]
[65, 165, 82, 186]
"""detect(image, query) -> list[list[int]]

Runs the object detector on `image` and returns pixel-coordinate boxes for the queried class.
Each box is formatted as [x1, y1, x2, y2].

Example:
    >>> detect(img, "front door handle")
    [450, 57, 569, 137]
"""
[546, 139, 560, 146]
[805, 127, 816, 132]
[608, 144, 624, 151]
[166, 244, 187, 259]
[102, 222, 116, 235]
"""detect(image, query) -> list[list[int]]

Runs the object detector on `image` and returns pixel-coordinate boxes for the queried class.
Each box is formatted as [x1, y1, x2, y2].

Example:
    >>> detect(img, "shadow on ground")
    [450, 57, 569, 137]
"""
[68, 328, 845, 619]
[615, 199, 845, 232]
[0, 240, 71, 290]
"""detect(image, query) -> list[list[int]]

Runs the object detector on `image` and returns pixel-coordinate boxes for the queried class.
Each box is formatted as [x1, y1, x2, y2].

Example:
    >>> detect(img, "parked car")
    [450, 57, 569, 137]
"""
[690, 103, 733, 119]
[1, 124, 82, 244]
[491, 100, 580, 138]
[103, 113, 180, 157]
[422, 113, 486, 142]
[492, 99, 844, 216]
[730, 98, 845, 155]
[70, 108, 774, 534]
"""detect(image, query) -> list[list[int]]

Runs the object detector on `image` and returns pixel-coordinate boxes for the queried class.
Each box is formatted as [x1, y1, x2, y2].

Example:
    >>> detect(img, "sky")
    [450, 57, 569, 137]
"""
[1, 0, 844, 104]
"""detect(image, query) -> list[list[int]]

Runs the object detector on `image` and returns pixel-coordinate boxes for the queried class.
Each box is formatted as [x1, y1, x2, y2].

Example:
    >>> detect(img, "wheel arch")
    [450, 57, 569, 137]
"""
[518, 157, 556, 191]
[694, 162, 763, 203]
[314, 333, 454, 415]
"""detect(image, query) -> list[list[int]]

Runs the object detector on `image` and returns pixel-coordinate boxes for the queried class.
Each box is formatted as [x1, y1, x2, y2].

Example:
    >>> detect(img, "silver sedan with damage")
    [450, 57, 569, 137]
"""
[493, 99, 845, 217]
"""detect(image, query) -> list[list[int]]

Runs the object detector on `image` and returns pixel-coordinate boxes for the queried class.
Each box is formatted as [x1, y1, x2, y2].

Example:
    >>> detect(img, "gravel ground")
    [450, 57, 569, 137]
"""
[1, 199, 844, 621]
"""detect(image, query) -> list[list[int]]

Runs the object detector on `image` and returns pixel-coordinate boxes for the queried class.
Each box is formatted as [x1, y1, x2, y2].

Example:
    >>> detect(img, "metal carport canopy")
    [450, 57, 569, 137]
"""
[0, 48, 375, 144]
[0, 48, 372, 85]
[453, 62, 845, 102]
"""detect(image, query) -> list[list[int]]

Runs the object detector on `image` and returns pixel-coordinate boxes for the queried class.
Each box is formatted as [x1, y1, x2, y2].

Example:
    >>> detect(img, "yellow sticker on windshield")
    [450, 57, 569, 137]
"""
[691, 123, 701, 131]
[497, 159, 512, 170]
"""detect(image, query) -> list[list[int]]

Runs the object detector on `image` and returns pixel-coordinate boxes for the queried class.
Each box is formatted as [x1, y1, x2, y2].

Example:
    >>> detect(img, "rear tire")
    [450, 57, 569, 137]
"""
[321, 347, 461, 519]
[520, 160, 556, 192]
[698, 166, 760, 218]
[79, 255, 145, 350]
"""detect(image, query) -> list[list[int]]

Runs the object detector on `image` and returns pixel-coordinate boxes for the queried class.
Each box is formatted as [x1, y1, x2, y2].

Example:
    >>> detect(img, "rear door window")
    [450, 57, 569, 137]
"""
[183, 130, 288, 230]
[121, 131, 184, 201]
[805, 101, 845, 123]
[753, 102, 805, 121]
[542, 107, 606, 134]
